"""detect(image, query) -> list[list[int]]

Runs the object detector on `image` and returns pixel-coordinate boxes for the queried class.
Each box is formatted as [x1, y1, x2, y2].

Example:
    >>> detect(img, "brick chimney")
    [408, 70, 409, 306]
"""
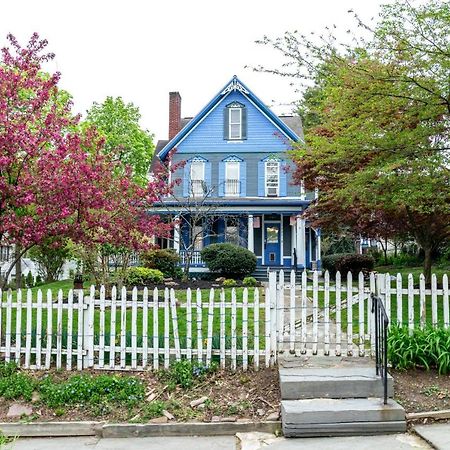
[169, 91, 181, 140]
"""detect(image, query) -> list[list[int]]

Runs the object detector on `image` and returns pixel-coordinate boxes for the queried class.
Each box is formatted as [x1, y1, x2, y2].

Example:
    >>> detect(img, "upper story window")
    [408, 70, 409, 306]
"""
[265, 160, 279, 197]
[190, 158, 205, 197]
[225, 160, 240, 196]
[224, 102, 247, 141]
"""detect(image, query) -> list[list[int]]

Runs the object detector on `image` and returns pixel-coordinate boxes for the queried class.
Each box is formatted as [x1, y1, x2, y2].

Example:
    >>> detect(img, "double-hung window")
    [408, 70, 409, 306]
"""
[229, 108, 242, 140]
[225, 160, 240, 196]
[265, 160, 279, 197]
[190, 159, 205, 197]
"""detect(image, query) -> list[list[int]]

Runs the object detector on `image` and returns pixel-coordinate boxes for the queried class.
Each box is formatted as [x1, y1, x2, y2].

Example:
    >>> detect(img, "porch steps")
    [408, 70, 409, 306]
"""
[279, 358, 406, 437]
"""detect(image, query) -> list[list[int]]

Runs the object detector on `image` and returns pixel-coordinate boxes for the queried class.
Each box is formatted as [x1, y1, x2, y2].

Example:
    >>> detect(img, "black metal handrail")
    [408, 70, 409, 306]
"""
[371, 293, 389, 404]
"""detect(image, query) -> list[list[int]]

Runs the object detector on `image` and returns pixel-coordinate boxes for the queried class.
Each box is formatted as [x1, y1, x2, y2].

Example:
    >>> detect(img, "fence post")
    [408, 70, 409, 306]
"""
[269, 271, 277, 365]
[83, 286, 95, 368]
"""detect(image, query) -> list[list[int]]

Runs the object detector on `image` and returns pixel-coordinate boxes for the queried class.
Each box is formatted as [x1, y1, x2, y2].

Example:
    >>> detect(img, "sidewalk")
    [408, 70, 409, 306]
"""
[5, 424, 449, 450]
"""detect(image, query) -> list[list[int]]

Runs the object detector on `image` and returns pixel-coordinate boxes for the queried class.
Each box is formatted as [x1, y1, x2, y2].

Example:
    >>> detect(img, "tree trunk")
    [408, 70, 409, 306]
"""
[15, 245, 22, 289]
[423, 246, 432, 287]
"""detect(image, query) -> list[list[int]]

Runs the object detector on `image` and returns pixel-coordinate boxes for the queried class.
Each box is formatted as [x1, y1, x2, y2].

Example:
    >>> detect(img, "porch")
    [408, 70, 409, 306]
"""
[162, 212, 322, 272]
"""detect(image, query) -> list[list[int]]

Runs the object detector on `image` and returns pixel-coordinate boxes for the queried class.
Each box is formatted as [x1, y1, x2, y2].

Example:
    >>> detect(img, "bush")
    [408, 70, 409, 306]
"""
[243, 276, 258, 287]
[124, 267, 164, 286]
[388, 326, 450, 374]
[159, 359, 217, 390]
[322, 253, 374, 276]
[222, 278, 236, 287]
[201, 243, 257, 278]
[140, 249, 182, 279]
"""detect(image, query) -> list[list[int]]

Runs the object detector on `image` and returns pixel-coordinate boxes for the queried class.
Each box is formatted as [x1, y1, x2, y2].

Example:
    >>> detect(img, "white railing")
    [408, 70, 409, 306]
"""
[179, 250, 204, 266]
[0, 270, 448, 371]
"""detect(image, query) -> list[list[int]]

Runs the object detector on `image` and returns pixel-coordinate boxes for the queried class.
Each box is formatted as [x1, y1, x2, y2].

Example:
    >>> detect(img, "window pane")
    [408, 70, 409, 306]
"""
[191, 161, 204, 180]
[226, 161, 239, 180]
[230, 124, 241, 139]
[230, 109, 241, 123]
[266, 227, 279, 243]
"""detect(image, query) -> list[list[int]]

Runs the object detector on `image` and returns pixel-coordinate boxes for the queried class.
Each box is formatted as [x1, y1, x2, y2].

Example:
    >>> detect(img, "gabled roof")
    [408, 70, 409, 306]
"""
[157, 75, 303, 160]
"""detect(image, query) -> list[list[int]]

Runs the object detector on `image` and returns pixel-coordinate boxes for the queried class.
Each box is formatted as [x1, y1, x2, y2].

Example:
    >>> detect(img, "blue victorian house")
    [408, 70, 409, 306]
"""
[152, 76, 321, 274]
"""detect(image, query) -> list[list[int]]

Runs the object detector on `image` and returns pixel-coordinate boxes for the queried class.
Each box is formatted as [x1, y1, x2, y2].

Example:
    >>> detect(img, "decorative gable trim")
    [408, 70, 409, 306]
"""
[158, 76, 302, 160]
[220, 77, 249, 95]
[222, 155, 243, 162]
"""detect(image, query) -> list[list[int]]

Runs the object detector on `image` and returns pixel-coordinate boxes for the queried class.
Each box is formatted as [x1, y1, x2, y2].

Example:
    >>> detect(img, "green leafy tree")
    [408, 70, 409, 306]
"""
[85, 96, 154, 185]
[257, 0, 450, 283]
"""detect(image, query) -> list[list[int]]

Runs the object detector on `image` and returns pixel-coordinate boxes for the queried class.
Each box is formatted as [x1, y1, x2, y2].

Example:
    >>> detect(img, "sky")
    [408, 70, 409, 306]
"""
[1, 0, 391, 142]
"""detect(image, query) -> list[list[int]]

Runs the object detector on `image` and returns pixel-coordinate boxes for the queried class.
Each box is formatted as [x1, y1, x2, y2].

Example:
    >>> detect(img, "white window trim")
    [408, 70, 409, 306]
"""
[190, 160, 205, 197]
[265, 160, 280, 197]
[229, 107, 242, 140]
[225, 160, 240, 196]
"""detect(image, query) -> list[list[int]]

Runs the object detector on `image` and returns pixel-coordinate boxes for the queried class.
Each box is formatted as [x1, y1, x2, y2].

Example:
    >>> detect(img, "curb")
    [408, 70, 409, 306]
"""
[0, 420, 281, 438]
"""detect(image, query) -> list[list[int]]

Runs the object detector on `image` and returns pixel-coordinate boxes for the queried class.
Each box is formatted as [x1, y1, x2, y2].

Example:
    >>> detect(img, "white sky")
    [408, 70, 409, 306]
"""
[1, 0, 390, 141]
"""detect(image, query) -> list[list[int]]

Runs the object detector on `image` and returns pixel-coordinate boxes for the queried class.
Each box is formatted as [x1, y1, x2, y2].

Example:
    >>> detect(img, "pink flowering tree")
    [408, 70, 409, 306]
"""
[0, 34, 172, 287]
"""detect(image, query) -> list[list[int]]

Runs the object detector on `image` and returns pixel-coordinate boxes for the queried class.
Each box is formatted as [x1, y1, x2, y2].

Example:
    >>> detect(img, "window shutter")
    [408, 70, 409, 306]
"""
[205, 161, 212, 193]
[258, 160, 265, 197]
[280, 161, 287, 197]
[183, 161, 191, 197]
[223, 108, 229, 140]
[241, 107, 247, 140]
[218, 161, 225, 197]
[239, 160, 247, 197]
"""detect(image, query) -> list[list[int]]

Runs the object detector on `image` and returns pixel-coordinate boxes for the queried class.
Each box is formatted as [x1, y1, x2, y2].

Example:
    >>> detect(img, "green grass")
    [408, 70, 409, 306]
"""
[374, 264, 449, 280]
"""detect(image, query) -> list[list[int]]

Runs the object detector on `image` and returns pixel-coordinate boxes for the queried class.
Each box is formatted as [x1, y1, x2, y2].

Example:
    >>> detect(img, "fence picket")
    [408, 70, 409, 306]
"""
[278, 270, 285, 345]
[0, 289, 2, 356]
[206, 288, 215, 367]
[431, 274, 438, 327]
[87, 286, 95, 368]
[265, 287, 271, 367]
[443, 274, 449, 329]
[45, 290, 53, 369]
[312, 271, 318, 355]
[385, 273, 391, 323]
[253, 288, 260, 371]
[346, 272, 353, 356]
[420, 274, 426, 329]
[170, 288, 181, 362]
[324, 271, 330, 356]
[231, 288, 237, 371]
[369, 272, 376, 354]
[77, 289, 83, 370]
[196, 288, 203, 364]
[99, 285, 106, 368]
[396, 273, 403, 326]
[15, 289, 22, 363]
[131, 287, 138, 369]
[5, 289, 12, 362]
[152, 288, 159, 370]
[219, 289, 226, 369]
[120, 286, 127, 369]
[242, 287, 248, 371]
[289, 270, 296, 354]
[56, 289, 63, 369]
[109, 286, 117, 369]
[335, 272, 342, 356]
[142, 287, 149, 368]
[301, 271, 307, 355]
[66, 289, 73, 370]
[358, 272, 365, 357]
[186, 288, 192, 362]
[25, 289, 32, 368]
[164, 288, 170, 369]
[36, 289, 42, 369]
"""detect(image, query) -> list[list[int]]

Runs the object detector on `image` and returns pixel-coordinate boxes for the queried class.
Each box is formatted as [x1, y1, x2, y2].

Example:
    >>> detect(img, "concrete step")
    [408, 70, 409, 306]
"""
[282, 397, 406, 437]
[279, 366, 394, 399]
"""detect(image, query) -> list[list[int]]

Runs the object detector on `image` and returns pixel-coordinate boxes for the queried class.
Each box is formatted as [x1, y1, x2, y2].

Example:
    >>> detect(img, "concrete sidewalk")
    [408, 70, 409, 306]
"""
[414, 423, 450, 450]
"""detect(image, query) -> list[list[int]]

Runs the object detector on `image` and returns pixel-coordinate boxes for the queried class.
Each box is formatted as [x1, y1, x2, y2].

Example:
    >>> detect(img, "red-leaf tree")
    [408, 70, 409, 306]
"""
[0, 33, 172, 287]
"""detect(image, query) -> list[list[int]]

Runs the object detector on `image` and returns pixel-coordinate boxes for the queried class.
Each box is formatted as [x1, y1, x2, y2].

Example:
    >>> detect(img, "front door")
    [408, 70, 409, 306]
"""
[264, 223, 281, 265]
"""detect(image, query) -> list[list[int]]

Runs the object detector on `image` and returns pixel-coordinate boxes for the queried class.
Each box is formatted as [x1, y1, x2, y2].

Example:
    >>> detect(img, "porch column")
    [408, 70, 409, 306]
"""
[247, 215, 254, 252]
[295, 216, 306, 268]
[173, 216, 180, 252]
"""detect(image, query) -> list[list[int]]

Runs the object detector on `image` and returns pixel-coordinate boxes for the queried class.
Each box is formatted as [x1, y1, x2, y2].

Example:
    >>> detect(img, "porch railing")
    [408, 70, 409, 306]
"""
[371, 293, 389, 404]
[179, 250, 204, 266]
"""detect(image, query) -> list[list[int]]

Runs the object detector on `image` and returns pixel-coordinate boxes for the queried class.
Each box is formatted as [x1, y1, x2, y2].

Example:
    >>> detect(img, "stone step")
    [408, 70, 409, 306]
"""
[279, 366, 394, 399]
[282, 398, 406, 437]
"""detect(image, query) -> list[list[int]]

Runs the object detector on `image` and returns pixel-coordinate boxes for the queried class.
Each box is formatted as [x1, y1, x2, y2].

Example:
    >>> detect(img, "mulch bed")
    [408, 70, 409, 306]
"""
[393, 368, 450, 415]
[0, 367, 280, 423]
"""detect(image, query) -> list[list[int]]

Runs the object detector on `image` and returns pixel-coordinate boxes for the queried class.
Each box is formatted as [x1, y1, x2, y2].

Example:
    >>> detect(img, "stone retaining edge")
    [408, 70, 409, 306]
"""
[0, 420, 281, 438]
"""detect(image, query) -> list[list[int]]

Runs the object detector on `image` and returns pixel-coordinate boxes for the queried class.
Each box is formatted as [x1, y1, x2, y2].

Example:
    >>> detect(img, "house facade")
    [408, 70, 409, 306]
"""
[153, 76, 321, 272]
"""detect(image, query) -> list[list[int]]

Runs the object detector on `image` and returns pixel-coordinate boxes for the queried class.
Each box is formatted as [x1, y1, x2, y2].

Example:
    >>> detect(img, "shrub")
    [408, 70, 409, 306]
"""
[388, 326, 450, 374]
[124, 267, 164, 286]
[322, 253, 374, 276]
[159, 359, 217, 390]
[140, 249, 182, 279]
[201, 243, 257, 278]
[243, 276, 258, 287]
[222, 278, 236, 287]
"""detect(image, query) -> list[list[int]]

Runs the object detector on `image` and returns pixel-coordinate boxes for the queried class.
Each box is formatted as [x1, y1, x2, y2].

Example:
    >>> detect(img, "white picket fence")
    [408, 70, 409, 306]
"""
[0, 270, 448, 371]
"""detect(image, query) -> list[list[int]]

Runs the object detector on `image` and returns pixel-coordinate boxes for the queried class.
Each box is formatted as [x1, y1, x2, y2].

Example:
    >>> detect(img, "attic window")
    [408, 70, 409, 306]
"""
[224, 102, 247, 141]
